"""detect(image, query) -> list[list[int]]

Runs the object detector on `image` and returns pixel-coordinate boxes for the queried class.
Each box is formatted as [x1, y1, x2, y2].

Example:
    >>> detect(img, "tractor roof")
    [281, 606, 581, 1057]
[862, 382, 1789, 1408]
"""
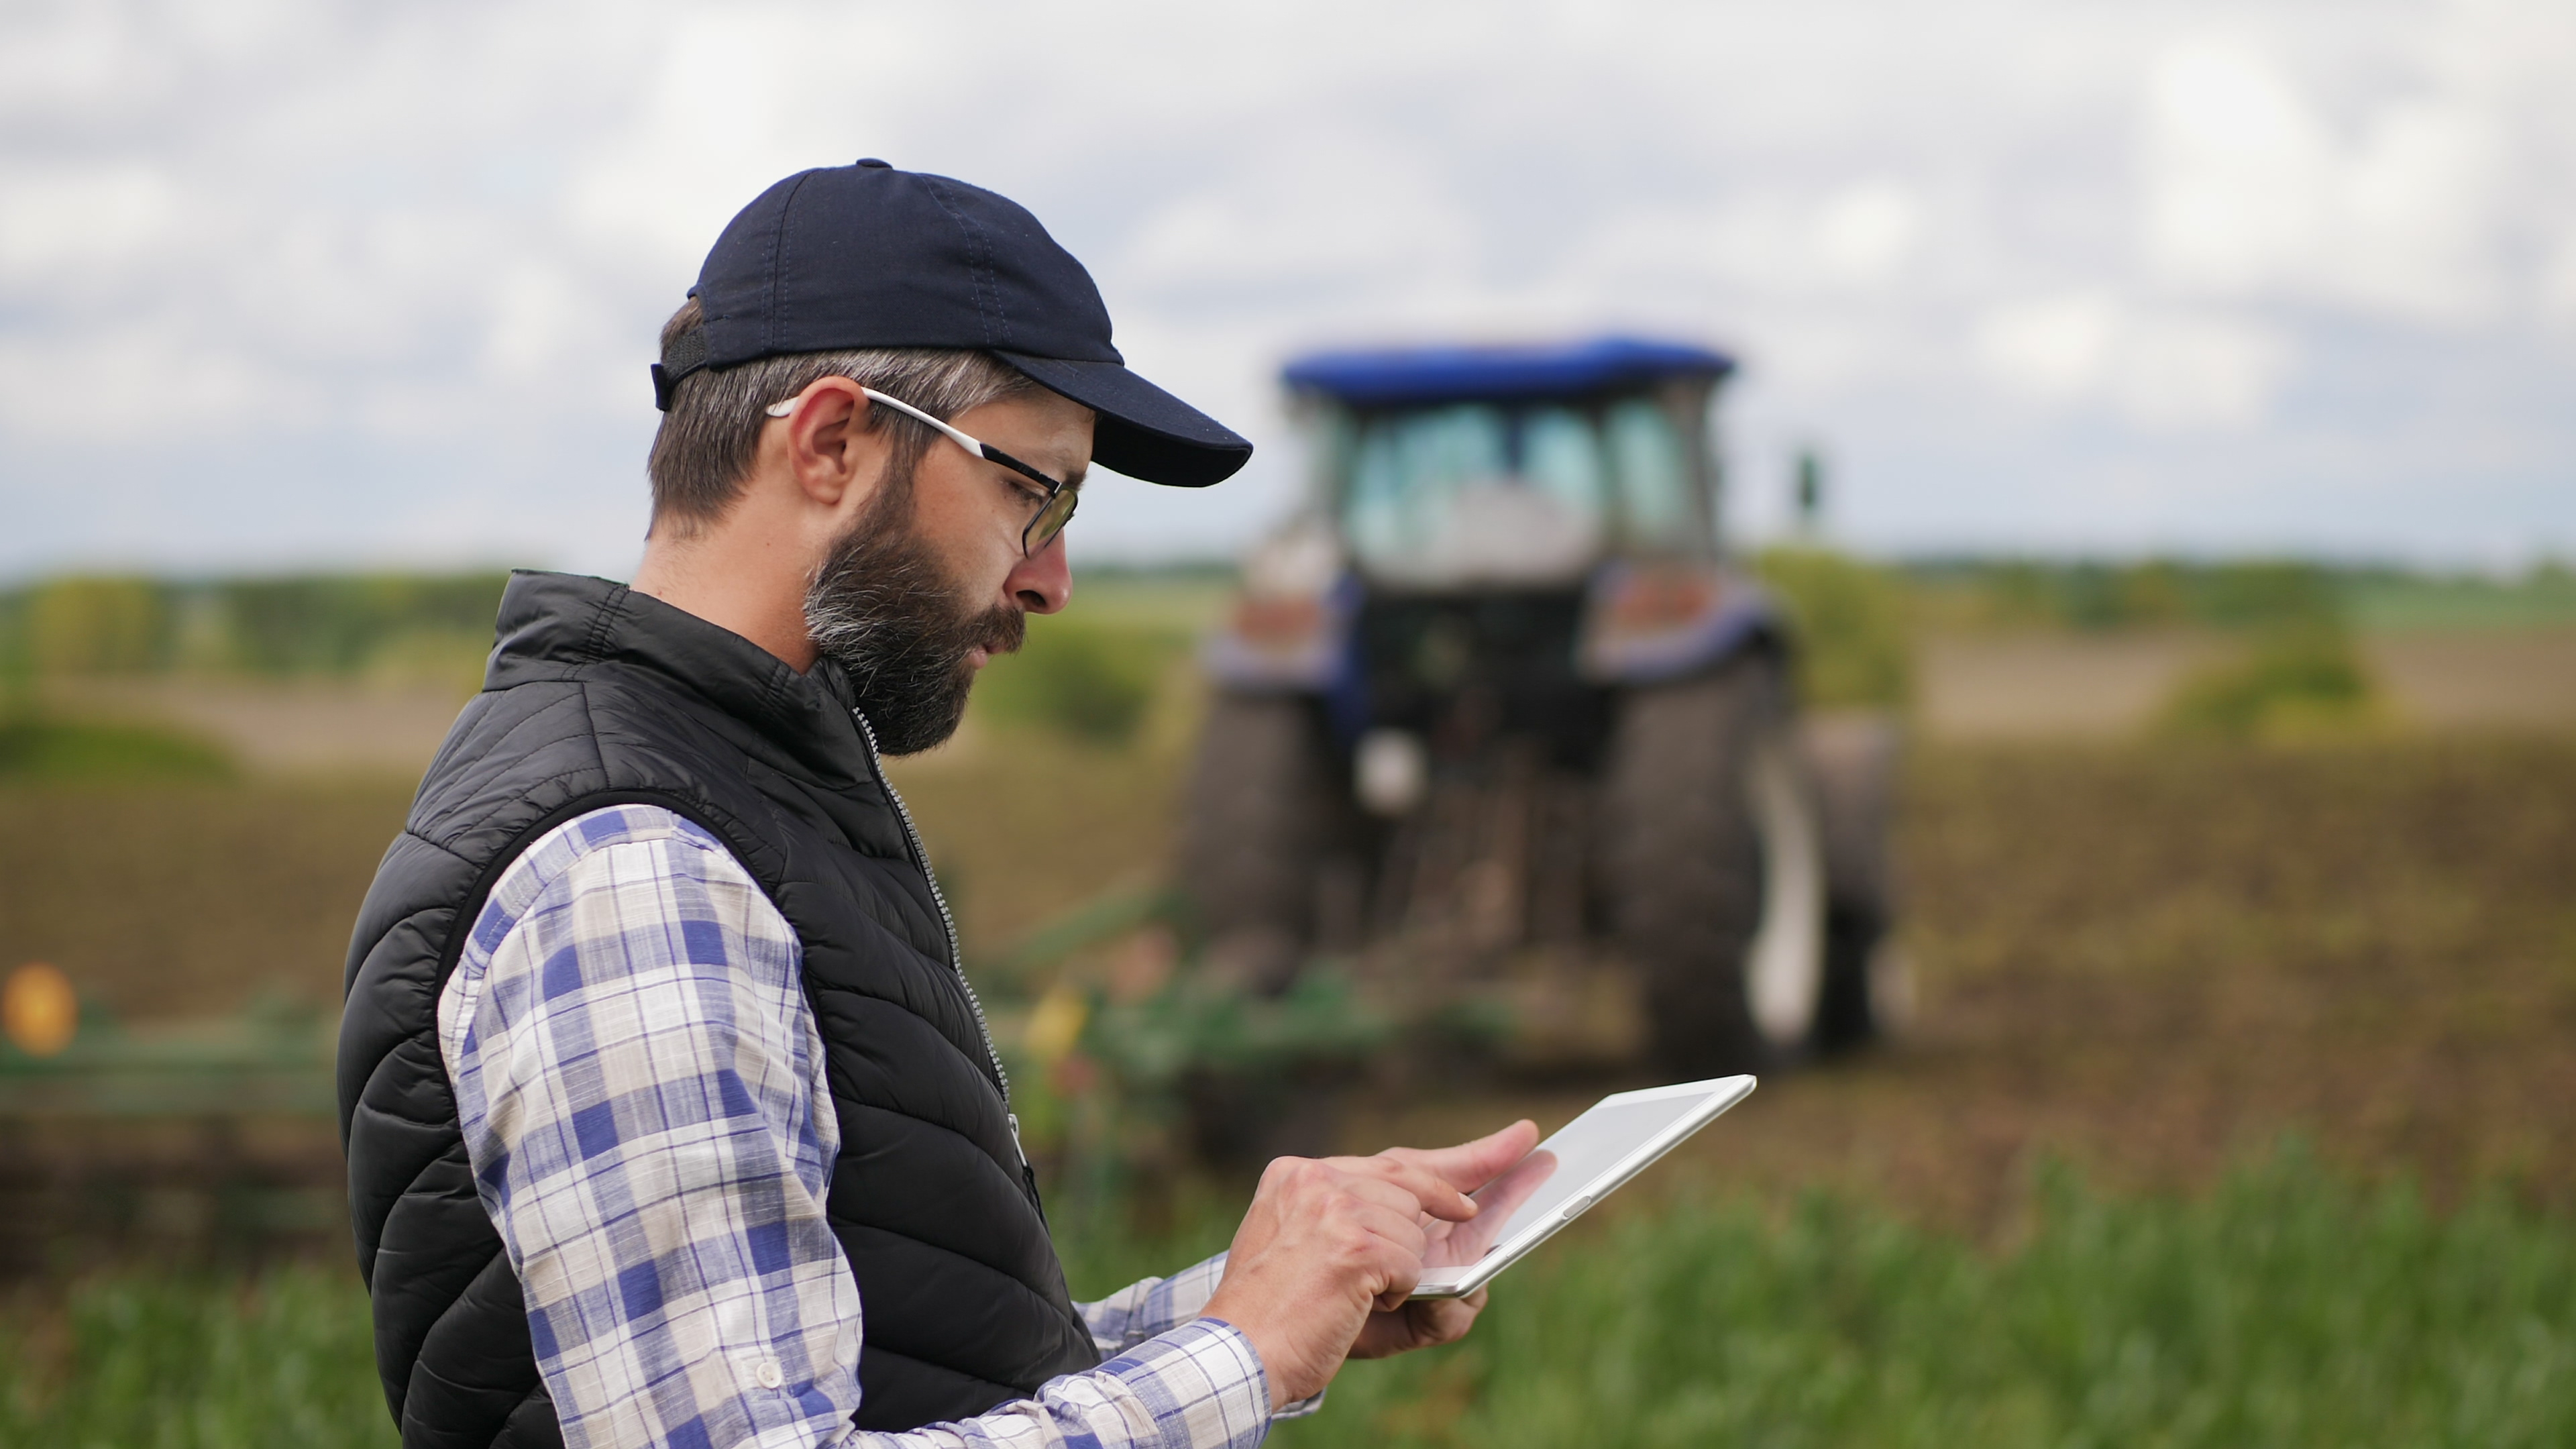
[1281, 336, 1735, 408]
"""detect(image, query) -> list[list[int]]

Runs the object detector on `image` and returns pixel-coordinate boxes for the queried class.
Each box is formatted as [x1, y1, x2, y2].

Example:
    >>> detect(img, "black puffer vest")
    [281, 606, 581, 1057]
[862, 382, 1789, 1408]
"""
[337, 571, 1098, 1446]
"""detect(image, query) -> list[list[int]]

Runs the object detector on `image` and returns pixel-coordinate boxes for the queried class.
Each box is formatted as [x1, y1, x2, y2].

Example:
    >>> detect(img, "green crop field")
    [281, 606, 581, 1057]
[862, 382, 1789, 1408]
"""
[1275, 1150, 2576, 1448]
[4, 1148, 2571, 1448]
[5, 568, 2575, 1441]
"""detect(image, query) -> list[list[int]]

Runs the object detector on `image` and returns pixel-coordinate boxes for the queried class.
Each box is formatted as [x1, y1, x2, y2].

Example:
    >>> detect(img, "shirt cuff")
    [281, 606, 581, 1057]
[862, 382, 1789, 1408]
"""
[1097, 1318, 1274, 1448]
[1080, 1252, 1233, 1356]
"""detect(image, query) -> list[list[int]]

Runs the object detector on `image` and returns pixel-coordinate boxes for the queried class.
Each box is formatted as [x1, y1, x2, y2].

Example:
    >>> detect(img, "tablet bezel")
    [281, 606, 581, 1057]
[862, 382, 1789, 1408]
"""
[1407, 1074, 1756, 1301]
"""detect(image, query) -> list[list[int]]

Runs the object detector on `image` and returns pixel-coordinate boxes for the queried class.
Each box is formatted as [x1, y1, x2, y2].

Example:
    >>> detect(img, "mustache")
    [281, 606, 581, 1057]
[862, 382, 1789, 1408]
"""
[975, 604, 1026, 658]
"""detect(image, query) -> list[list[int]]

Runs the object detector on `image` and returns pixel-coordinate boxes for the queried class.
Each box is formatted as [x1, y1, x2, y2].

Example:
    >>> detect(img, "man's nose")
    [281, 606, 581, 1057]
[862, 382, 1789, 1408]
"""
[1006, 531, 1071, 614]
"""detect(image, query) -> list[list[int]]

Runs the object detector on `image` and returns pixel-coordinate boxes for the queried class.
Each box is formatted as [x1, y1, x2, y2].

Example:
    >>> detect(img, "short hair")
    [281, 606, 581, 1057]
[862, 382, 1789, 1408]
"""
[645, 296, 1039, 536]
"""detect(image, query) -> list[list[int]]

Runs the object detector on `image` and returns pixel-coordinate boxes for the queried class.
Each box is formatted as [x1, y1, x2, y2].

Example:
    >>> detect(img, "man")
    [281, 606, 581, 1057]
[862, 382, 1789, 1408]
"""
[337, 159, 1538, 1449]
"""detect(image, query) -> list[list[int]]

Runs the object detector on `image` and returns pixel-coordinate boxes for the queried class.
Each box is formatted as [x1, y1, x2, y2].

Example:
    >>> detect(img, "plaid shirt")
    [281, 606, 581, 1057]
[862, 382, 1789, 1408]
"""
[439, 805, 1279, 1449]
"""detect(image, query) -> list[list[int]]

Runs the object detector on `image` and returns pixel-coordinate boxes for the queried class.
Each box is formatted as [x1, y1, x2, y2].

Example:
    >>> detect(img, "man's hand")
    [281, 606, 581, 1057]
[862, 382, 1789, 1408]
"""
[1201, 1120, 1540, 1409]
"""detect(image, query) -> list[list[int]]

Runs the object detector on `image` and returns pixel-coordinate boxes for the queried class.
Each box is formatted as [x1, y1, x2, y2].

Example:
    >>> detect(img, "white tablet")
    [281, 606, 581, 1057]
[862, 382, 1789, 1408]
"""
[1408, 1075, 1756, 1300]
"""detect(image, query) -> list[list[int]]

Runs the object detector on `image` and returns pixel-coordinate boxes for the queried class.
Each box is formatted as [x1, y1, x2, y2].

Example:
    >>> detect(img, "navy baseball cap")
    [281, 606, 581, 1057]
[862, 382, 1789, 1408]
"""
[653, 159, 1250, 488]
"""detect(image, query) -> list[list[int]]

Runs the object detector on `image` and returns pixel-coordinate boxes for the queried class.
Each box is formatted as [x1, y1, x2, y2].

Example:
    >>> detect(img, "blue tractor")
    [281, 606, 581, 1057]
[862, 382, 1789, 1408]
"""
[1178, 338, 1903, 1077]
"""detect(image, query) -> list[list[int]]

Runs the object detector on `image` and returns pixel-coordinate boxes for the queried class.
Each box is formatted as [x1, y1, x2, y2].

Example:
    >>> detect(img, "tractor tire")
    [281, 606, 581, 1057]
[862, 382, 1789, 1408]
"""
[1601, 655, 1829, 1077]
[1177, 692, 1346, 994]
[1801, 713, 1913, 1052]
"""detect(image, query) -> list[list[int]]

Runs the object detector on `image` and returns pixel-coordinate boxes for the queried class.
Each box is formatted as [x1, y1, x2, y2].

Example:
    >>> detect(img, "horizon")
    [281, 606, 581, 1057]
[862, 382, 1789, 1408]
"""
[5, 548, 2572, 596]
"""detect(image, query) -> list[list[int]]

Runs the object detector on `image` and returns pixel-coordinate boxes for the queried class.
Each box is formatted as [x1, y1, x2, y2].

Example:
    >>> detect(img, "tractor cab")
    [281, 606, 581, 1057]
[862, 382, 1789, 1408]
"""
[1213, 339, 1775, 775]
[1297, 338, 1731, 588]
[1184, 337, 1898, 1081]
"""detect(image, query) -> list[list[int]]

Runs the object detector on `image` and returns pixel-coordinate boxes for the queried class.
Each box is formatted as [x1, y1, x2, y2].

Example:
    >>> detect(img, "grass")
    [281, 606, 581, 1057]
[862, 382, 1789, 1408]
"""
[2341, 564, 2576, 634]
[1894, 556, 2576, 637]
[3, 1149, 2568, 1446]
[1754, 546, 1915, 711]
[2155, 624, 2380, 740]
[972, 612, 1190, 747]
[0, 716, 237, 783]
[1, 1264, 395, 1448]
[1277, 1149, 2576, 1448]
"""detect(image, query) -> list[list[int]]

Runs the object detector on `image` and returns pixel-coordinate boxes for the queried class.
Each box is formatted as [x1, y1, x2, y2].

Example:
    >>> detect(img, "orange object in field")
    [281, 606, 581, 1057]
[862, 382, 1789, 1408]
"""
[3, 962, 78, 1057]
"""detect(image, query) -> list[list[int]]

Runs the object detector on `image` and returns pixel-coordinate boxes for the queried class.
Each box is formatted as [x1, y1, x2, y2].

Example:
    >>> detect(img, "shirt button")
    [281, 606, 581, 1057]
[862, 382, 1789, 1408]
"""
[755, 1360, 784, 1389]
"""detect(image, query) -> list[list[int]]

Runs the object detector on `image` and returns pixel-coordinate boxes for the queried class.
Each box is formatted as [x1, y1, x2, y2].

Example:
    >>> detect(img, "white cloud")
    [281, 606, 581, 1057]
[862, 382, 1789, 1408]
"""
[2334, 100, 2508, 321]
[0, 322, 307, 439]
[1975, 293, 2292, 430]
[1815, 180, 1925, 286]
[1976, 293, 2123, 402]
[561, 6, 936, 282]
[2142, 34, 2513, 326]
[1116, 139, 1480, 305]
[2544, 237, 2576, 323]
[2112, 311, 2296, 431]
[0, 164, 182, 282]
[2143, 40, 2335, 294]
[0, 0, 2572, 574]
[481, 260, 612, 388]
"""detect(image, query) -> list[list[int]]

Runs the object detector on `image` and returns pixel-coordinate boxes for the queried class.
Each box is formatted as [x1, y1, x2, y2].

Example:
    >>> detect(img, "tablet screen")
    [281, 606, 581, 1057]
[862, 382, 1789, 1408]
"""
[1474, 1093, 1712, 1244]
[1426, 1085, 1729, 1277]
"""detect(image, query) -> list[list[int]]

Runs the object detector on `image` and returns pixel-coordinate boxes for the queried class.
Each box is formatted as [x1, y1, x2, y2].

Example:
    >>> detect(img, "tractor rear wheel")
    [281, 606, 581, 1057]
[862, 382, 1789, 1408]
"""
[1801, 713, 1913, 1052]
[1177, 692, 1346, 994]
[1601, 655, 1829, 1077]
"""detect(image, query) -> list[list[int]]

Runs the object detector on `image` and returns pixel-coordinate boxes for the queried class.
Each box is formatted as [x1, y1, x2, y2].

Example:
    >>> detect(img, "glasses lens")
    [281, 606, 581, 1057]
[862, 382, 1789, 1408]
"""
[1025, 486, 1079, 555]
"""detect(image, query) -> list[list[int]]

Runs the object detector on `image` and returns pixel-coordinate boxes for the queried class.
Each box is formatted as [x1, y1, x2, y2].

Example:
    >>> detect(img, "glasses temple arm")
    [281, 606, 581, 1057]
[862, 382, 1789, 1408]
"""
[763, 388, 990, 460]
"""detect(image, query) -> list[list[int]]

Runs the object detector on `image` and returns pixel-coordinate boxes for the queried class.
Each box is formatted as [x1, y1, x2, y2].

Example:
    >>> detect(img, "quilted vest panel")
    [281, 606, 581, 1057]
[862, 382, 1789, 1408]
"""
[337, 572, 1099, 1446]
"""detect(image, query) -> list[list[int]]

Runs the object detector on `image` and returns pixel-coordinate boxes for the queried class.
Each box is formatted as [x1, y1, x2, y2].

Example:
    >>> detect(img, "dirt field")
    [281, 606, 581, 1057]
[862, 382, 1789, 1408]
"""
[2365, 629, 2576, 729]
[1354, 735, 2576, 1233]
[52, 679, 475, 776]
[0, 778, 418, 1021]
[4, 663, 2571, 1261]
[1916, 626, 2576, 739]
[1915, 632, 2229, 738]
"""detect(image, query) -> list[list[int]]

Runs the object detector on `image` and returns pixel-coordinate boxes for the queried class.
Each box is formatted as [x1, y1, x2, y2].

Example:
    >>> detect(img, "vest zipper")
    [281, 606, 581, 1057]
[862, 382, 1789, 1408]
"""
[850, 708, 1023, 1167]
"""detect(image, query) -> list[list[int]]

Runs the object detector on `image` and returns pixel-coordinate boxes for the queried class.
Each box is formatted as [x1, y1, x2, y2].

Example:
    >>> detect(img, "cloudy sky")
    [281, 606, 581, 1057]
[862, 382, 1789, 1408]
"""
[3, 0, 2571, 581]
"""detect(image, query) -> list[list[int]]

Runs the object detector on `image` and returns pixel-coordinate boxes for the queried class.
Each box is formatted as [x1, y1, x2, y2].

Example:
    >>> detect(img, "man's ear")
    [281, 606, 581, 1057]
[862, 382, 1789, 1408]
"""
[783, 378, 881, 510]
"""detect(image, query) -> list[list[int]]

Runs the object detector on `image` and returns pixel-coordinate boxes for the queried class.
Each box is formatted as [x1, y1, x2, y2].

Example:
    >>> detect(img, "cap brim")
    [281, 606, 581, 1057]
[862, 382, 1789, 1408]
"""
[998, 353, 1251, 487]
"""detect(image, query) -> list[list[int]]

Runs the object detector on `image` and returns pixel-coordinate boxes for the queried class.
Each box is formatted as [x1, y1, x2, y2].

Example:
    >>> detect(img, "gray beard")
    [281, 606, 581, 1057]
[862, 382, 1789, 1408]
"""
[803, 500, 1023, 757]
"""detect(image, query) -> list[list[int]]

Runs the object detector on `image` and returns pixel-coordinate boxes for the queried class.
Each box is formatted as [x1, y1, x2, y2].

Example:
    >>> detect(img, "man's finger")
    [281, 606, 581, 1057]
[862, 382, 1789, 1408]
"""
[1345, 1197, 1429, 1261]
[1363, 1231, 1423, 1303]
[1393, 1120, 1542, 1193]
[1405, 1294, 1481, 1346]
[1332, 1171, 1441, 1224]
[1329, 1154, 1479, 1222]
[1354, 1289, 1489, 1356]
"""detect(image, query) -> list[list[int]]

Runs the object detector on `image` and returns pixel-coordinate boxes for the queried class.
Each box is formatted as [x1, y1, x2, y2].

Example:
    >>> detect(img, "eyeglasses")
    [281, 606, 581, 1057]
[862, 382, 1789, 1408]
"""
[766, 386, 1078, 557]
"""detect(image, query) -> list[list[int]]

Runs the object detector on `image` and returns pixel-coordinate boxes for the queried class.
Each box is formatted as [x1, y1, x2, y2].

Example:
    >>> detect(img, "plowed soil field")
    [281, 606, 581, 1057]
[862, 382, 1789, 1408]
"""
[3, 731, 2571, 1264]
[1352, 734, 2576, 1229]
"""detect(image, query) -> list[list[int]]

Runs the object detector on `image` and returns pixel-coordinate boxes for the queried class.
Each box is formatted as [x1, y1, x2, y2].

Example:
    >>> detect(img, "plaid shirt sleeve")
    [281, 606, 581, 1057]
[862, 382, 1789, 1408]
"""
[1078, 1258, 1323, 1422]
[439, 805, 1279, 1449]
[1079, 1255, 1231, 1357]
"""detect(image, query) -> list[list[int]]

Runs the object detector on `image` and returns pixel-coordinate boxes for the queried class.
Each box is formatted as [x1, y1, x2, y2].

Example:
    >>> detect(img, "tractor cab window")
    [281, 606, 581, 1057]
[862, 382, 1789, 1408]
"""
[1336, 396, 1705, 584]
[1605, 398, 1697, 550]
[1342, 404, 1606, 586]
